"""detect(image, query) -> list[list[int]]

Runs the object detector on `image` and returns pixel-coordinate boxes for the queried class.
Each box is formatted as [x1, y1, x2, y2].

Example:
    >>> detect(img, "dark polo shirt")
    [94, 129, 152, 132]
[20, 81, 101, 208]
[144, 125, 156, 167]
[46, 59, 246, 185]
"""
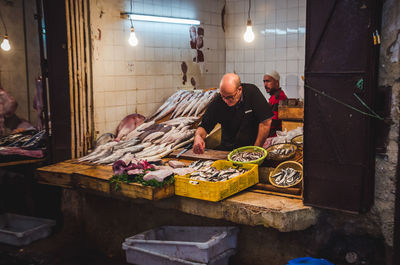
[199, 83, 273, 151]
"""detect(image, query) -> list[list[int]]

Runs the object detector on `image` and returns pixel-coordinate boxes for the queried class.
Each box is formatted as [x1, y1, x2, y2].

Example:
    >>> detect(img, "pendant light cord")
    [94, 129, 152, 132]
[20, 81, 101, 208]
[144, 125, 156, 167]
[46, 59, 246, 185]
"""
[130, 0, 133, 28]
[247, 0, 251, 20]
[0, 8, 7, 35]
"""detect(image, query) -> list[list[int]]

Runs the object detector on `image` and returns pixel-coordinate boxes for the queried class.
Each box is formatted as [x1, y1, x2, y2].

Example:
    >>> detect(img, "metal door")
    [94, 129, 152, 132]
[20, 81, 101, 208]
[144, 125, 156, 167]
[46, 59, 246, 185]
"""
[304, 0, 381, 212]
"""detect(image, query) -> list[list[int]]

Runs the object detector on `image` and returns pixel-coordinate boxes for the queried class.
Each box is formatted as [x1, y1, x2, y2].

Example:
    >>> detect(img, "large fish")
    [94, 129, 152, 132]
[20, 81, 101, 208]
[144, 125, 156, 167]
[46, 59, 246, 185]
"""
[170, 94, 192, 118]
[115, 113, 146, 141]
[95, 133, 115, 148]
[78, 141, 118, 162]
[180, 92, 203, 117]
[194, 90, 218, 117]
[142, 131, 165, 143]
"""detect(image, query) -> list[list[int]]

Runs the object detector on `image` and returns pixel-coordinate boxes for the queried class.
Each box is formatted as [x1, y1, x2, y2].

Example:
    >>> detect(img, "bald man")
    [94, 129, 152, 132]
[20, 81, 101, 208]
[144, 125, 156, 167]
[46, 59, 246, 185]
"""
[193, 73, 274, 154]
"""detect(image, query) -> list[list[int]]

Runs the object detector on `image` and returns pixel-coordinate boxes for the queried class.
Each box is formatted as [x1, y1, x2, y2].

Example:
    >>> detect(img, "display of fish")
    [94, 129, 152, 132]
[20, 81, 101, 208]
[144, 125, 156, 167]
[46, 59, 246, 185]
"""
[20, 130, 47, 149]
[188, 90, 212, 116]
[78, 89, 218, 165]
[269, 146, 295, 156]
[194, 90, 218, 117]
[179, 92, 203, 117]
[78, 141, 119, 162]
[230, 150, 265, 162]
[0, 130, 39, 147]
[146, 90, 186, 121]
[270, 167, 302, 187]
[142, 131, 165, 143]
[187, 160, 248, 182]
[188, 160, 215, 170]
[93, 143, 149, 164]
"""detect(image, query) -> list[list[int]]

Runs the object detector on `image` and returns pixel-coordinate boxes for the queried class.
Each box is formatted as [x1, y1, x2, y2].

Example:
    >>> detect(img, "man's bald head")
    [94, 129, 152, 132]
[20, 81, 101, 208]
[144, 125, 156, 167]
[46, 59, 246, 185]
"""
[220, 73, 241, 93]
[219, 73, 242, 107]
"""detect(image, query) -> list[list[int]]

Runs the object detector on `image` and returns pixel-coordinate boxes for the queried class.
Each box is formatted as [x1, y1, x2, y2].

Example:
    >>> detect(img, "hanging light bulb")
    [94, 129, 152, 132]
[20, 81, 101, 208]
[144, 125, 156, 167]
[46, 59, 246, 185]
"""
[244, 19, 254, 43]
[128, 26, 138, 46]
[243, 0, 254, 43]
[1, 34, 10, 51]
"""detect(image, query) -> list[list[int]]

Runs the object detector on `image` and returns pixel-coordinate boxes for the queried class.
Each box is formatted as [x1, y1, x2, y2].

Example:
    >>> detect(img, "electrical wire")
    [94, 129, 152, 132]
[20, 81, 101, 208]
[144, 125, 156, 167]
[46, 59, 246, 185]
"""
[130, 0, 133, 28]
[304, 83, 384, 120]
[0, 8, 7, 35]
[247, 0, 251, 20]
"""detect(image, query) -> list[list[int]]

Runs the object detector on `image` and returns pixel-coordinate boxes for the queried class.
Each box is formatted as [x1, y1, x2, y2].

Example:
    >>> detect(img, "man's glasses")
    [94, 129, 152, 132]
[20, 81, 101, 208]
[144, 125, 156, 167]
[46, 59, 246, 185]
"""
[263, 79, 271, 82]
[221, 89, 239, 101]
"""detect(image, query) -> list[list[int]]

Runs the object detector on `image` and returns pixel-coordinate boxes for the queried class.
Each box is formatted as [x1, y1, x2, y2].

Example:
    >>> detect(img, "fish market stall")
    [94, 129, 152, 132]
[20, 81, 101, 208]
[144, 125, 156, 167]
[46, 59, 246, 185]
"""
[34, 88, 312, 234]
[36, 89, 221, 201]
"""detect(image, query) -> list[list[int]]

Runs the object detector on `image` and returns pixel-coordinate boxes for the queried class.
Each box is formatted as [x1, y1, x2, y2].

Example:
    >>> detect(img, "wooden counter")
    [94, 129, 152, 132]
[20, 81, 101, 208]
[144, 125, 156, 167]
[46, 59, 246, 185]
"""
[36, 160, 174, 200]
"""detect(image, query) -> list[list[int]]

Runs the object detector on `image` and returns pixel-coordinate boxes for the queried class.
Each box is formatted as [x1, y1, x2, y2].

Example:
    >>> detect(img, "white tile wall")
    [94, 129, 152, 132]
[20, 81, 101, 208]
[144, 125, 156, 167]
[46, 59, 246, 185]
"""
[225, 0, 306, 99]
[90, 0, 226, 136]
[91, 0, 306, 136]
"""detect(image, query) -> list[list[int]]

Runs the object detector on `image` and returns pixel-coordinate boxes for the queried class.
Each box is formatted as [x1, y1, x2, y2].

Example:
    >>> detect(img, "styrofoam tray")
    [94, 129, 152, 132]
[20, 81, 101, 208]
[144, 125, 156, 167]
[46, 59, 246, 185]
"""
[124, 226, 239, 263]
[0, 213, 56, 246]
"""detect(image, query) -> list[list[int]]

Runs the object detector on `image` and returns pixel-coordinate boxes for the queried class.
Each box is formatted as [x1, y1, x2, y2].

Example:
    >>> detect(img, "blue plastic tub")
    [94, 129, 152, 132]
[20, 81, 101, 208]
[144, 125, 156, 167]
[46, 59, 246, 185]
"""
[287, 257, 333, 265]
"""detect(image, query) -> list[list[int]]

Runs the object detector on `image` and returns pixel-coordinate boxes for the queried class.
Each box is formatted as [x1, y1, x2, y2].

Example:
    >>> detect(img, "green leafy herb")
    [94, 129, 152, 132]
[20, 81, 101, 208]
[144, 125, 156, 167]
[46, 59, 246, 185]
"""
[109, 172, 175, 191]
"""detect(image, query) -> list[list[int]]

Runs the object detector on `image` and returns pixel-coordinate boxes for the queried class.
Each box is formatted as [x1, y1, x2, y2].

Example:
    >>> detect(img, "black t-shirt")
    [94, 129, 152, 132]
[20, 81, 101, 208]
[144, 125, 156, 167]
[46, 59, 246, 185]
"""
[199, 83, 273, 150]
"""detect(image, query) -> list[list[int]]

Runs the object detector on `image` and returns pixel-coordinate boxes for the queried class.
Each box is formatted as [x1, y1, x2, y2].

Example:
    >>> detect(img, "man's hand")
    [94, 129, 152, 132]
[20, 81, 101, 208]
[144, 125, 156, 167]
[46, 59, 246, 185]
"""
[193, 134, 205, 154]
[193, 127, 207, 154]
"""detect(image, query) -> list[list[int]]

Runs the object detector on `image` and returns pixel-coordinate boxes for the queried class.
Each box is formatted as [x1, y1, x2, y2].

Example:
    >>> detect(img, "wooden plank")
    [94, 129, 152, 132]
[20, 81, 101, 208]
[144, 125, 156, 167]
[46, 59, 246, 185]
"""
[278, 106, 304, 120]
[36, 161, 92, 176]
[0, 159, 45, 167]
[74, 166, 113, 193]
[282, 121, 303, 132]
[250, 188, 303, 199]
[36, 161, 92, 188]
[169, 149, 230, 161]
[114, 182, 174, 200]
[76, 174, 110, 193]
[252, 183, 302, 196]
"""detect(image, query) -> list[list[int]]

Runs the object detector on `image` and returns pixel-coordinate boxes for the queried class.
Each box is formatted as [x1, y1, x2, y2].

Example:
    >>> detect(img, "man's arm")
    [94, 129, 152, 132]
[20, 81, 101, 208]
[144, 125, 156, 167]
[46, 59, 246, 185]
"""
[254, 118, 272, 147]
[193, 127, 208, 154]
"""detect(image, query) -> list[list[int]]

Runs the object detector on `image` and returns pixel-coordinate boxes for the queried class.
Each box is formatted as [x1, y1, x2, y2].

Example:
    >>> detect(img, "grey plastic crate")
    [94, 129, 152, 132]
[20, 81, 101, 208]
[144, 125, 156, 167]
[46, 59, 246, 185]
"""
[0, 213, 56, 246]
[123, 226, 239, 263]
[122, 244, 236, 265]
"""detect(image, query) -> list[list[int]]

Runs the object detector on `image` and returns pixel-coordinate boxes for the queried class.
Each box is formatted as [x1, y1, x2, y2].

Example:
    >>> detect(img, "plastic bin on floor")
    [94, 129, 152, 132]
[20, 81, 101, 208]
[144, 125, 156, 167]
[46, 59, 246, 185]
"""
[123, 226, 239, 264]
[0, 213, 56, 246]
[122, 244, 236, 265]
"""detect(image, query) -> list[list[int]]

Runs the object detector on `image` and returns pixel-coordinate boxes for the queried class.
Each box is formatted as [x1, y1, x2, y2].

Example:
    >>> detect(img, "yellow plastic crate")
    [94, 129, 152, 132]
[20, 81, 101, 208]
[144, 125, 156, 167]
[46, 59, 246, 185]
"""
[174, 160, 259, 202]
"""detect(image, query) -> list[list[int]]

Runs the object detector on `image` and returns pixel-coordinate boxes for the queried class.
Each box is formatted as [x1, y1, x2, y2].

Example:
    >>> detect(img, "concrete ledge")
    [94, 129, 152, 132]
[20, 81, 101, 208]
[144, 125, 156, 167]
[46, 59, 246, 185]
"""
[36, 161, 319, 232]
[155, 191, 319, 232]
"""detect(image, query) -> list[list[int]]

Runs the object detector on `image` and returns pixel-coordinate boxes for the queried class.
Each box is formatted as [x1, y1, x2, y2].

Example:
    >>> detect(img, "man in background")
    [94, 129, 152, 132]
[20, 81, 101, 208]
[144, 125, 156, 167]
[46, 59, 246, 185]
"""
[263, 70, 288, 137]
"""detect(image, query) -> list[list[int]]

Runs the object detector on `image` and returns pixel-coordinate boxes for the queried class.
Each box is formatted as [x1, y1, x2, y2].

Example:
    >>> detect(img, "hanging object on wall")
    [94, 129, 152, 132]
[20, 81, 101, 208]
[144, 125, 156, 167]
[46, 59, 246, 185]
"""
[181, 62, 188, 85]
[0, 8, 11, 51]
[190, 26, 204, 63]
[243, 0, 254, 43]
[128, 0, 138, 46]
